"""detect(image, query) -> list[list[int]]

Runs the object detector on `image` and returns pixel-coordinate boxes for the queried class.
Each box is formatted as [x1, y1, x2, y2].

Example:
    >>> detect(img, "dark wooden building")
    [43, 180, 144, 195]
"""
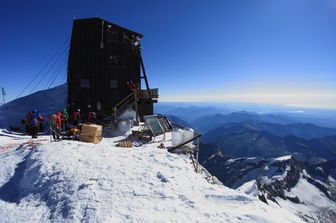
[67, 17, 157, 120]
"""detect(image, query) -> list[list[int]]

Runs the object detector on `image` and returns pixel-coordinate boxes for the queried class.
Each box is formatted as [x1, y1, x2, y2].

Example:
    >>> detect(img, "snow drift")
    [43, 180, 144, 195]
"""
[0, 135, 303, 223]
[0, 84, 67, 129]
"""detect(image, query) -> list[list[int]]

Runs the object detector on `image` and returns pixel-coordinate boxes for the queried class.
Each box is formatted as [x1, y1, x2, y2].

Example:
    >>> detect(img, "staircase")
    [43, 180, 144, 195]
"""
[110, 88, 159, 126]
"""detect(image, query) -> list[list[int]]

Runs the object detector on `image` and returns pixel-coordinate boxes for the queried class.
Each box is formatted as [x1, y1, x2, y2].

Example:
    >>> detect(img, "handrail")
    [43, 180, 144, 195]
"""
[138, 88, 159, 99]
[113, 91, 135, 111]
[110, 88, 159, 126]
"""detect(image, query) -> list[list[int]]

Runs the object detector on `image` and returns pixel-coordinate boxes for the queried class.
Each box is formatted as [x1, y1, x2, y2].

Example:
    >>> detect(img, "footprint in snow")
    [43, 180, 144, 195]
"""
[179, 195, 195, 208]
[157, 172, 169, 183]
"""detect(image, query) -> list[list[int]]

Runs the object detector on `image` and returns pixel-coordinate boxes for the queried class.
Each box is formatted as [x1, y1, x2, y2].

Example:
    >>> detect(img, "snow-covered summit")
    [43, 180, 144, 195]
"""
[0, 131, 303, 223]
[0, 84, 67, 129]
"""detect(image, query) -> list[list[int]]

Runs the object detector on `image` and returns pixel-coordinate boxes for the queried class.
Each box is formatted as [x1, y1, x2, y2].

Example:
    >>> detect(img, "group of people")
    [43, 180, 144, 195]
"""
[49, 108, 97, 140]
[22, 109, 45, 138]
[49, 109, 71, 140]
[23, 108, 96, 140]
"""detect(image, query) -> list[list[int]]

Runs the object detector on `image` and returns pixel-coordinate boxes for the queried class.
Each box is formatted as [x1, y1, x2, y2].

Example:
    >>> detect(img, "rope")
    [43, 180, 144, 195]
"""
[44, 55, 66, 89]
[16, 38, 69, 99]
[29, 46, 69, 94]
[46, 58, 67, 89]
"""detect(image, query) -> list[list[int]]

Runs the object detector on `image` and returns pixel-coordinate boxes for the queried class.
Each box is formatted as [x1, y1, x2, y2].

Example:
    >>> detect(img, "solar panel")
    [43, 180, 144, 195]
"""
[143, 115, 164, 136]
[157, 116, 172, 132]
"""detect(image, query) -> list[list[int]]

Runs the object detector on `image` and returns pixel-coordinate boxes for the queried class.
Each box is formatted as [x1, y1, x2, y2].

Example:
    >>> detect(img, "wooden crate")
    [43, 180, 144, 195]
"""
[80, 124, 103, 144]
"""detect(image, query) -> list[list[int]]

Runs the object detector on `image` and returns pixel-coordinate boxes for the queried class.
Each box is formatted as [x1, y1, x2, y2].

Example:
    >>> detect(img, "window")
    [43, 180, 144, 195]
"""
[107, 55, 125, 67]
[107, 31, 124, 42]
[109, 80, 118, 89]
[80, 79, 90, 88]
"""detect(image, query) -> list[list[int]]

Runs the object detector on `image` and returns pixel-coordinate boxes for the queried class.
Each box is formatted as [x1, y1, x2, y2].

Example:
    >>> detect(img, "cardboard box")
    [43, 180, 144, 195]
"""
[80, 124, 103, 144]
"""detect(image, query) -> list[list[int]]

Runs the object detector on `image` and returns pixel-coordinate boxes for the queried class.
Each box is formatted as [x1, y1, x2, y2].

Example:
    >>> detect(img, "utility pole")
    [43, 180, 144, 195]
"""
[1, 87, 6, 104]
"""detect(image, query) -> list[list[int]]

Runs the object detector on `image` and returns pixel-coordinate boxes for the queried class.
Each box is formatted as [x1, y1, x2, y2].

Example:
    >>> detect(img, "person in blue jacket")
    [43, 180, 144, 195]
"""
[32, 109, 40, 119]
[29, 117, 38, 138]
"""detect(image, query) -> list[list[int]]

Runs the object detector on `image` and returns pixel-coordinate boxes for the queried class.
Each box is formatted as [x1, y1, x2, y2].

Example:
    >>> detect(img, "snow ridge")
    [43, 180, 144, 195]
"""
[0, 136, 303, 223]
[0, 84, 67, 129]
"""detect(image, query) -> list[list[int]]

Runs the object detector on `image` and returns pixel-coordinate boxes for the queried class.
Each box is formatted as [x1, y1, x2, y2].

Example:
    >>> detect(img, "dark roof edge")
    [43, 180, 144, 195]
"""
[74, 17, 143, 38]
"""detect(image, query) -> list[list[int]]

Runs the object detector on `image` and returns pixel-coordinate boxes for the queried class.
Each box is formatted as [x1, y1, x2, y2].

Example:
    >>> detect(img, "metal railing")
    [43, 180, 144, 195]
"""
[138, 88, 159, 100]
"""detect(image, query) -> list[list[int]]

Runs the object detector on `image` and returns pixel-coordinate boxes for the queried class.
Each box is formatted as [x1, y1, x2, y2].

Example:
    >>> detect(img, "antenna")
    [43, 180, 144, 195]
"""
[73, 14, 76, 19]
[1, 87, 6, 104]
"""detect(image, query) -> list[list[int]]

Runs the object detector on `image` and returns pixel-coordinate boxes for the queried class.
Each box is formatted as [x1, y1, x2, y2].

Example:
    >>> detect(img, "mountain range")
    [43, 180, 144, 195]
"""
[199, 151, 336, 222]
[201, 122, 336, 160]
[192, 111, 336, 132]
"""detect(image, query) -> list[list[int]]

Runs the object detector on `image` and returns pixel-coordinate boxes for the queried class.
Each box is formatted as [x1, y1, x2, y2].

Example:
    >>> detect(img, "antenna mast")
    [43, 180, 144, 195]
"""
[1, 87, 6, 104]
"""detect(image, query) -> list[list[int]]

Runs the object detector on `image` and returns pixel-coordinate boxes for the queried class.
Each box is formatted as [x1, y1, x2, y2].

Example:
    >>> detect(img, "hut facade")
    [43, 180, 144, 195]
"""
[67, 17, 157, 120]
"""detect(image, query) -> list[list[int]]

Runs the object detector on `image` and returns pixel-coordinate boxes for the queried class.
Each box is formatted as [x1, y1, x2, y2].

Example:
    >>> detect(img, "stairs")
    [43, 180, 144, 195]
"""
[109, 88, 159, 126]
[110, 91, 137, 125]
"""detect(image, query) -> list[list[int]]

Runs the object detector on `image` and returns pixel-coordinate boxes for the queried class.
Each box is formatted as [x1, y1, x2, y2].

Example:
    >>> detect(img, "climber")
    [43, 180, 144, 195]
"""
[72, 109, 81, 127]
[29, 116, 38, 138]
[49, 113, 61, 140]
[23, 111, 33, 134]
[37, 115, 45, 132]
[31, 108, 40, 119]
[87, 111, 96, 123]
[61, 108, 69, 131]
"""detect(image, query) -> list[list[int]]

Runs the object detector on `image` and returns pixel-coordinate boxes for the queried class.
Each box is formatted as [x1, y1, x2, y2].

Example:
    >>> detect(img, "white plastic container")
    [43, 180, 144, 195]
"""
[119, 109, 136, 120]
[172, 129, 184, 146]
[183, 127, 195, 147]
[118, 120, 131, 133]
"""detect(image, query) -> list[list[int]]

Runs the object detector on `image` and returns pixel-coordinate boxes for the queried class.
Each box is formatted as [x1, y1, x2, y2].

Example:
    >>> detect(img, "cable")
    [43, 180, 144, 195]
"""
[44, 55, 67, 89]
[48, 61, 67, 89]
[29, 46, 69, 94]
[29, 46, 68, 94]
[16, 38, 69, 99]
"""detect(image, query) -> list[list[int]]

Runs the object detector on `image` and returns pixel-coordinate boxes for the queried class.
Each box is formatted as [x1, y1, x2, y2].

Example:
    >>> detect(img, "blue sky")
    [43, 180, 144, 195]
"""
[0, 0, 335, 108]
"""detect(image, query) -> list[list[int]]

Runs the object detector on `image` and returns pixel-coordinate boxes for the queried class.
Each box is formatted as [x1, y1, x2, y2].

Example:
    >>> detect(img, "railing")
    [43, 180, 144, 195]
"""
[137, 88, 159, 100]
[111, 91, 136, 125]
[114, 91, 136, 110]
[110, 88, 159, 126]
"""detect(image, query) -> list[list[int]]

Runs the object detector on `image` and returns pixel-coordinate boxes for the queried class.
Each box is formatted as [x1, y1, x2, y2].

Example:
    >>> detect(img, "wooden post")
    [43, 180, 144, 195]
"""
[196, 137, 200, 172]
[190, 152, 198, 173]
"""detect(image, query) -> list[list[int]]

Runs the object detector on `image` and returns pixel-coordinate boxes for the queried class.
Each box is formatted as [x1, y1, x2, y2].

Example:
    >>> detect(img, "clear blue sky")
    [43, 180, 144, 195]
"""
[1, 0, 335, 108]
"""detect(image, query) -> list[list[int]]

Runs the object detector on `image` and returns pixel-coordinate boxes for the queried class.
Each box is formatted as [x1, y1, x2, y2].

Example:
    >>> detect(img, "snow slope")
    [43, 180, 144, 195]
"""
[0, 84, 67, 129]
[0, 131, 303, 223]
[203, 153, 336, 222]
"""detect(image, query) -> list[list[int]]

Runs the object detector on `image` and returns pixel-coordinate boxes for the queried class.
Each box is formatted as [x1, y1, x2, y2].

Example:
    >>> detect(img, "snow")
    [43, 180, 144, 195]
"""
[237, 180, 259, 197]
[0, 84, 67, 129]
[281, 176, 336, 223]
[273, 155, 292, 161]
[260, 164, 290, 184]
[0, 129, 304, 223]
[285, 176, 332, 209]
[244, 157, 264, 164]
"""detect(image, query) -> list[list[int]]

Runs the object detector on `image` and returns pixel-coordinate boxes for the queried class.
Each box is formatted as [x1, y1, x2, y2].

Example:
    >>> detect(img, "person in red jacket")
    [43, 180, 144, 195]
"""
[72, 109, 81, 127]
[56, 112, 62, 130]
[49, 112, 62, 140]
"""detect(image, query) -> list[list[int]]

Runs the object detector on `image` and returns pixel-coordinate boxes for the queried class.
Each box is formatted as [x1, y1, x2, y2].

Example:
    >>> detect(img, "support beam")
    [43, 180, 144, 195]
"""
[139, 53, 150, 90]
